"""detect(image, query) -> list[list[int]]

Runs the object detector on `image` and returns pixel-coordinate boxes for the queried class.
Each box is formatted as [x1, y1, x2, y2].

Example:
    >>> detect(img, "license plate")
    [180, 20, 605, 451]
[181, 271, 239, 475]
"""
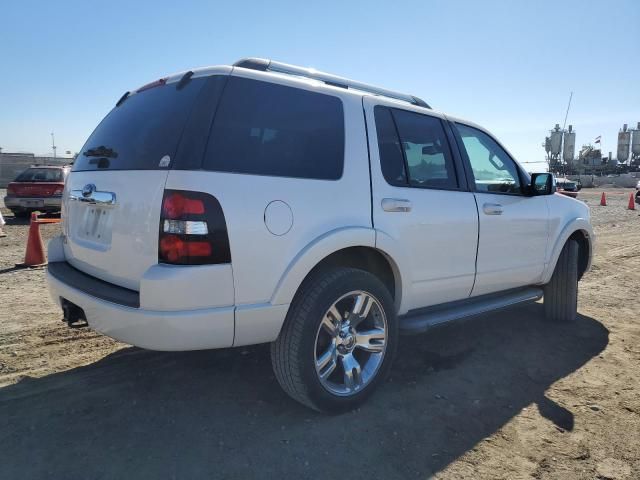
[75, 206, 113, 246]
[22, 199, 44, 208]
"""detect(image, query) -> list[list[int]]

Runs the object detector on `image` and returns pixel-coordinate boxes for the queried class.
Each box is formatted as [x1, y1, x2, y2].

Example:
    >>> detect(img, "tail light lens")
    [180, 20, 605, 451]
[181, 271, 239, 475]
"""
[7, 184, 16, 195]
[53, 185, 64, 195]
[158, 190, 231, 265]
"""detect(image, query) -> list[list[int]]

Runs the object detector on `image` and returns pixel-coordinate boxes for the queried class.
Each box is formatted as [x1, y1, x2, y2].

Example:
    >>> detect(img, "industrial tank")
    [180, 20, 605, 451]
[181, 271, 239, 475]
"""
[617, 124, 631, 164]
[550, 124, 563, 155]
[563, 125, 576, 163]
[632, 122, 640, 161]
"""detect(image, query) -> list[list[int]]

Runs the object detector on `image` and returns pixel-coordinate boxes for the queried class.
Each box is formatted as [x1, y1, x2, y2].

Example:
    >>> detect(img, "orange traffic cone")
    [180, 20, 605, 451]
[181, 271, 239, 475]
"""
[17, 212, 47, 267]
[600, 192, 607, 206]
[628, 193, 636, 211]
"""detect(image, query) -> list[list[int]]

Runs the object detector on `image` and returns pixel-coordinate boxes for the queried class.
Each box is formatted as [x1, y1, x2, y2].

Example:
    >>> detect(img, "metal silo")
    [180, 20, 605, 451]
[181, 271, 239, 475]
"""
[631, 122, 640, 163]
[563, 125, 576, 163]
[550, 124, 563, 155]
[617, 124, 631, 164]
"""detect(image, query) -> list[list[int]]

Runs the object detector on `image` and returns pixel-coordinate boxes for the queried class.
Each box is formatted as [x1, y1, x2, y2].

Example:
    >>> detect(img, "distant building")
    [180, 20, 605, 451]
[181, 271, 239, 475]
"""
[0, 151, 73, 187]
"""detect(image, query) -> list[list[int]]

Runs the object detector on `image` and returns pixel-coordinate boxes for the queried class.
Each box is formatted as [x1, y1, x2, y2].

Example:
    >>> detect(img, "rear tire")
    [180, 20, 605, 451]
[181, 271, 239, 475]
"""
[271, 267, 397, 413]
[544, 239, 579, 322]
[12, 210, 30, 219]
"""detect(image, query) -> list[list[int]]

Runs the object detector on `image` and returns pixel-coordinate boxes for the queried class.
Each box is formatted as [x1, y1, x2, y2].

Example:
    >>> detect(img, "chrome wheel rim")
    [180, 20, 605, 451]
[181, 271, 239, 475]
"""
[314, 290, 388, 396]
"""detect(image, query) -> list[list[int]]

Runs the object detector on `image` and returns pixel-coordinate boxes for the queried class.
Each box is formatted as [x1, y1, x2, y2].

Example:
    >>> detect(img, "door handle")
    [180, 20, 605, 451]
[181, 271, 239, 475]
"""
[483, 203, 503, 215]
[382, 198, 412, 212]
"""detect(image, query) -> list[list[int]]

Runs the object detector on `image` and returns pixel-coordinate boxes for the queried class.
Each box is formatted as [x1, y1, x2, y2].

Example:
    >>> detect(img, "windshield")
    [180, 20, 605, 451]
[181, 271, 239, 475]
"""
[16, 168, 64, 182]
[73, 77, 207, 171]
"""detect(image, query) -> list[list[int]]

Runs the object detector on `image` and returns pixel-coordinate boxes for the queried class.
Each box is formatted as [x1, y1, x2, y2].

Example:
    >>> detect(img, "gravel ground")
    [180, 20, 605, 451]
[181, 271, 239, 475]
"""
[0, 188, 639, 479]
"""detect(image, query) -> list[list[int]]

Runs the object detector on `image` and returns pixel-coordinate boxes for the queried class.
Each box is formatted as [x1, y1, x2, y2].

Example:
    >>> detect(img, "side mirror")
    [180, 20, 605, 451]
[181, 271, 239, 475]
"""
[530, 173, 555, 196]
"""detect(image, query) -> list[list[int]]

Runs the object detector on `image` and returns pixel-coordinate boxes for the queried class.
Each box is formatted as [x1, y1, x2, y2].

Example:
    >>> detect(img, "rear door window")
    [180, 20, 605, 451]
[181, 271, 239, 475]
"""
[202, 77, 344, 180]
[73, 77, 209, 171]
[374, 106, 458, 189]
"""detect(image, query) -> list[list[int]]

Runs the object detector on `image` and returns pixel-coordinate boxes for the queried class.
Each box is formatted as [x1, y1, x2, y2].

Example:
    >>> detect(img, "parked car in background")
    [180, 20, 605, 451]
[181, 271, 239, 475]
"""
[555, 178, 579, 198]
[46, 58, 594, 412]
[4, 165, 70, 217]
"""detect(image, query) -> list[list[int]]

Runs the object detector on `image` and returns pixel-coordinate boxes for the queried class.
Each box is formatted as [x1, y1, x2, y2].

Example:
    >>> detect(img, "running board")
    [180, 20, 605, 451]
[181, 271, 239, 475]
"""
[399, 287, 543, 334]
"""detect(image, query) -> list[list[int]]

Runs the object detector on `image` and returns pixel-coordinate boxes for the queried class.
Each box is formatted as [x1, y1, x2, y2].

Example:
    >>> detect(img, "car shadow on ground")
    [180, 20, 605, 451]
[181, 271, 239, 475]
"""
[0, 303, 608, 479]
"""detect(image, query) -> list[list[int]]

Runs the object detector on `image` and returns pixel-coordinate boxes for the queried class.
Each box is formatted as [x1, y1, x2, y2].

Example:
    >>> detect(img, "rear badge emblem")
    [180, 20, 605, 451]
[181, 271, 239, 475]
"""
[159, 155, 171, 167]
[82, 184, 96, 198]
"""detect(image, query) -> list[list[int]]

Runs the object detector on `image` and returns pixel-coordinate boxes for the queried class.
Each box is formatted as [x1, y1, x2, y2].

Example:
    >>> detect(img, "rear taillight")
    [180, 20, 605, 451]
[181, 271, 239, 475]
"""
[7, 184, 16, 195]
[53, 185, 64, 195]
[158, 190, 231, 265]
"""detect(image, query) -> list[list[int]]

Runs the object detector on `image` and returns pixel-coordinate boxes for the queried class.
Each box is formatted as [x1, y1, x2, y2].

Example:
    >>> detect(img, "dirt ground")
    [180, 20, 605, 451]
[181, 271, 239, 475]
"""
[0, 188, 638, 479]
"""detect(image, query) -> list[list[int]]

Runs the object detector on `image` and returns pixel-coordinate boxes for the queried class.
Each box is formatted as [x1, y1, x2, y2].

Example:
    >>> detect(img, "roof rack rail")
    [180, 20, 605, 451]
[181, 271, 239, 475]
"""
[233, 58, 431, 109]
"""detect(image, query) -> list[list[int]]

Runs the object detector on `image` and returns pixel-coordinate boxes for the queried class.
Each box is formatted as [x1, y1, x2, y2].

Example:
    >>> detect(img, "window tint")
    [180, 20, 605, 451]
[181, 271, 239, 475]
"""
[203, 77, 344, 180]
[16, 168, 64, 182]
[374, 106, 457, 189]
[456, 123, 522, 194]
[73, 77, 209, 171]
[374, 106, 406, 185]
[393, 110, 457, 189]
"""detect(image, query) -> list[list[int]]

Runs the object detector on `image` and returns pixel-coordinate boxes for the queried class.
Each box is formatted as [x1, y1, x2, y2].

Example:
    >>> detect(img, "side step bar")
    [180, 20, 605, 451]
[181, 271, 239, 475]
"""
[399, 287, 543, 334]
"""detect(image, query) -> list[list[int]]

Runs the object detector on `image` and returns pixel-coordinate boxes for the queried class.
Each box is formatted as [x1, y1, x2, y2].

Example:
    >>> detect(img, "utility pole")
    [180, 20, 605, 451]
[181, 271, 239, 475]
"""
[51, 132, 57, 162]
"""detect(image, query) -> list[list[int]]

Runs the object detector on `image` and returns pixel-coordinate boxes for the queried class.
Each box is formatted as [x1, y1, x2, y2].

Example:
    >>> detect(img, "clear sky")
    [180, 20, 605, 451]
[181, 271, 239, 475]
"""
[1, 0, 638, 170]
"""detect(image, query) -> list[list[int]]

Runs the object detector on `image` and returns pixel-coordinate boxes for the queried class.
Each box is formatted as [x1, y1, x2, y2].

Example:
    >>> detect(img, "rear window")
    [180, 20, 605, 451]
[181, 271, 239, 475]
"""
[16, 168, 64, 182]
[73, 77, 208, 171]
[202, 77, 344, 180]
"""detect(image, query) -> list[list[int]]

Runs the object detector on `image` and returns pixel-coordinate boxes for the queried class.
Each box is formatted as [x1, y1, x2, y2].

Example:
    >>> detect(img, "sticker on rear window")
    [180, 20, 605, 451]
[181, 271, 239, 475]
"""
[159, 155, 171, 168]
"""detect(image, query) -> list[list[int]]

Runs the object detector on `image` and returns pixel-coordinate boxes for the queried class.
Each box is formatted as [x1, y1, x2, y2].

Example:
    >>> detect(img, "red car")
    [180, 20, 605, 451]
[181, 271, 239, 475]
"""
[4, 165, 70, 218]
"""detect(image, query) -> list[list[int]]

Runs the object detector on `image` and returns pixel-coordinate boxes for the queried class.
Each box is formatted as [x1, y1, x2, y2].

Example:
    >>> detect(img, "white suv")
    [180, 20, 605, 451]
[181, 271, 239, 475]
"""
[47, 58, 594, 412]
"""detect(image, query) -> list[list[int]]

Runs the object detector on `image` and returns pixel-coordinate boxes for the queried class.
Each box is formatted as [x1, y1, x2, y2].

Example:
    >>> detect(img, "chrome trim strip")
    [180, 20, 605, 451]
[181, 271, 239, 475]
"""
[69, 189, 117, 206]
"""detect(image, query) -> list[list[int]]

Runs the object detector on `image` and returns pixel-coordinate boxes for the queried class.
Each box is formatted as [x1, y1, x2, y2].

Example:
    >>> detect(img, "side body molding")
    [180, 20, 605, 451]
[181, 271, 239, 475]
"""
[540, 217, 594, 284]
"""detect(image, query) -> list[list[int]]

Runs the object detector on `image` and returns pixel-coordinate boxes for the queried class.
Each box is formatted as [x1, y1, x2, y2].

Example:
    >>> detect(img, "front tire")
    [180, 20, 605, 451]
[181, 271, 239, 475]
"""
[271, 267, 398, 413]
[544, 239, 579, 322]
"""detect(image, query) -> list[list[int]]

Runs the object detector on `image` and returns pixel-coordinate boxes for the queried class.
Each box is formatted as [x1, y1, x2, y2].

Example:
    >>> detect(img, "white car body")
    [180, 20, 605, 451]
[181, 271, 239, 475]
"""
[46, 59, 594, 353]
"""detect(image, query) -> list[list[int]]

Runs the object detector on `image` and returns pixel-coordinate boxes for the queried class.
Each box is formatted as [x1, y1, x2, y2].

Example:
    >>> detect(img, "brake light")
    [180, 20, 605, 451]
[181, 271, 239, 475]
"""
[162, 192, 205, 219]
[7, 184, 16, 195]
[159, 235, 212, 263]
[137, 78, 167, 93]
[53, 185, 64, 195]
[158, 190, 231, 265]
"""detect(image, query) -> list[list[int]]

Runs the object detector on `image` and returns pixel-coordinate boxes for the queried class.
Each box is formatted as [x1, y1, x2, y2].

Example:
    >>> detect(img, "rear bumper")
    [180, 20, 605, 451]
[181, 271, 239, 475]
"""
[46, 235, 289, 350]
[4, 195, 62, 210]
[558, 191, 578, 198]
[47, 268, 236, 351]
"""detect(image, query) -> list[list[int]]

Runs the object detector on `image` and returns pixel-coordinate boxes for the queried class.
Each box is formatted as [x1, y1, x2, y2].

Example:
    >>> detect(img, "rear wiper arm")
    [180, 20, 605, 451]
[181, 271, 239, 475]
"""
[83, 146, 118, 158]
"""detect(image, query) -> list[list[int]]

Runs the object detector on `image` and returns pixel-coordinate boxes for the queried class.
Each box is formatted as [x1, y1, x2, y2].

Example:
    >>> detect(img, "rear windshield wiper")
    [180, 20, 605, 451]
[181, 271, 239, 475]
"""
[83, 146, 118, 158]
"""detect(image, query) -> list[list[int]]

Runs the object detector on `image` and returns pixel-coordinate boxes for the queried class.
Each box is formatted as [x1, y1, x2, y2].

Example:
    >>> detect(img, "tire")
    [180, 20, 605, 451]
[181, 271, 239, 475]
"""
[12, 210, 30, 219]
[271, 266, 398, 413]
[544, 239, 579, 322]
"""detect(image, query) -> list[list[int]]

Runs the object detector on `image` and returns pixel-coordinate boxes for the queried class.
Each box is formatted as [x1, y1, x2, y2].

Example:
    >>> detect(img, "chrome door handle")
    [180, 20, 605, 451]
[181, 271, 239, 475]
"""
[382, 198, 412, 212]
[483, 203, 503, 215]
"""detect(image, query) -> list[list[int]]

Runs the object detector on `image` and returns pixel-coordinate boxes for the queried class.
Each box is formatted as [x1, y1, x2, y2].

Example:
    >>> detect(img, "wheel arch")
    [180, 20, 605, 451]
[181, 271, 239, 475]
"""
[270, 228, 406, 313]
[542, 218, 594, 284]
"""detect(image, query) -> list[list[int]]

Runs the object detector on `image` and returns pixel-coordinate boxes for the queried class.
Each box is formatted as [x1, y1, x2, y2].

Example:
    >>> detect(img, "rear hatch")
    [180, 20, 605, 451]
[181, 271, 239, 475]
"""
[63, 74, 215, 290]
